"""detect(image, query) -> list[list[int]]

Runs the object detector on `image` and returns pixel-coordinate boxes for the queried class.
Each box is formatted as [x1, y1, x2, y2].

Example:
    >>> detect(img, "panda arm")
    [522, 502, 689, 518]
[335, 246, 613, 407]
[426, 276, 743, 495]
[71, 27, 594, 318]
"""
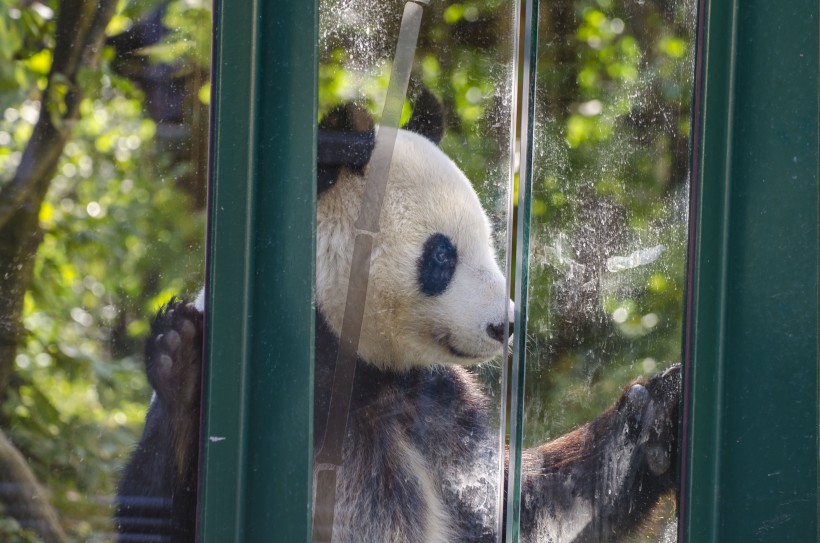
[517, 365, 680, 542]
[116, 299, 203, 542]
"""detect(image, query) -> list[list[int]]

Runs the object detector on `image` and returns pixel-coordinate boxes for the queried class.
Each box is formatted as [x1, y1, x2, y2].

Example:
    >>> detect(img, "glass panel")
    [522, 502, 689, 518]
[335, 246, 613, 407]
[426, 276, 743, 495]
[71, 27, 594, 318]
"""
[314, 0, 518, 540]
[0, 1, 210, 540]
[514, 0, 696, 540]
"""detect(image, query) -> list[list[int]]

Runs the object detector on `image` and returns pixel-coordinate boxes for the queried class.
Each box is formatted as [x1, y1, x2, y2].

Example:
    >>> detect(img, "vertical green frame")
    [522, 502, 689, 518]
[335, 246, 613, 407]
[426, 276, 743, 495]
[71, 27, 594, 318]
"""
[683, 0, 818, 541]
[201, 0, 317, 541]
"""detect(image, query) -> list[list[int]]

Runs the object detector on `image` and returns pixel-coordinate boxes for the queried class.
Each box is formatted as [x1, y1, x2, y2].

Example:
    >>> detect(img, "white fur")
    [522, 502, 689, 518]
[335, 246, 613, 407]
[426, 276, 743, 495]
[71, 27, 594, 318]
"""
[193, 288, 205, 312]
[397, 437, 454, 543]
[316, 129, 513, 370]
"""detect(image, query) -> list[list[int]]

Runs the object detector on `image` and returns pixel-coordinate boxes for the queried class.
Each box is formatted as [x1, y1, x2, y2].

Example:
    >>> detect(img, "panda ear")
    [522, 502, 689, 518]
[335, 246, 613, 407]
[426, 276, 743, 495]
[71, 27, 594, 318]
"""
[403, 87, 444, 146]
[316, 90, 443, 196]
[317, 103, 376, 196]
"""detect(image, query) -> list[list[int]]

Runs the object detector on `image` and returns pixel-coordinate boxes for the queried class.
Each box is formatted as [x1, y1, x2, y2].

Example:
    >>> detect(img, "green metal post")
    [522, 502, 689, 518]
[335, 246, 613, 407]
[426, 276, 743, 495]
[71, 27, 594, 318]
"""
[201, 0, 316, 541]
[683, 0, 818, 541]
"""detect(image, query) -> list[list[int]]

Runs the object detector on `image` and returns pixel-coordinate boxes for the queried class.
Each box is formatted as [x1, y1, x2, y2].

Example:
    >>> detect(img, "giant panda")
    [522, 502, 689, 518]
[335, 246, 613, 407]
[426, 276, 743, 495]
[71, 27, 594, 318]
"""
[115, 91, 680, 542]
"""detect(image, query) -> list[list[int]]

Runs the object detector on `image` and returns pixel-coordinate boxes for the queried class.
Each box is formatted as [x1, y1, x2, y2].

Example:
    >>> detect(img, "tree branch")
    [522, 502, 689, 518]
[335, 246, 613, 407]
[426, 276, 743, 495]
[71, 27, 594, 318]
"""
[0, 0, 118, 229]
[0, 429, 67, 542]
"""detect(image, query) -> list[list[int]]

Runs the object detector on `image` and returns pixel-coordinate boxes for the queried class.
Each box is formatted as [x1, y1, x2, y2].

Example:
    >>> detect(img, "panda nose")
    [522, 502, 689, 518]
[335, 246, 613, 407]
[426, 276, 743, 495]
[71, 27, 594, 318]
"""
[486, 321, 514, 343]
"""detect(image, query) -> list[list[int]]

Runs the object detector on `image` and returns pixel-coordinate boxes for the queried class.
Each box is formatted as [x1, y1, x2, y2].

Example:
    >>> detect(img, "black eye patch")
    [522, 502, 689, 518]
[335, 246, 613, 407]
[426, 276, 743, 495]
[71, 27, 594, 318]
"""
[417, 233, 458, 296]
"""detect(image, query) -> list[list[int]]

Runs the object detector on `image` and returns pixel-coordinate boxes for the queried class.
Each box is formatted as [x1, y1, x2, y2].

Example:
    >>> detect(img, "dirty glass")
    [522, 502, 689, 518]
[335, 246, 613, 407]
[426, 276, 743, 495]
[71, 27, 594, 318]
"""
[0, 0, 209, 540]
[314, 0, 518, 540]
[511, 0, 696, 541]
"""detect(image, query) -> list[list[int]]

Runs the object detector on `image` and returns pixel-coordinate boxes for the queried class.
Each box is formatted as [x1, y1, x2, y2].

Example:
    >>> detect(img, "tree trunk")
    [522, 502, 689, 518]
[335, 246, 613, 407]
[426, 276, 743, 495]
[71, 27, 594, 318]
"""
[0, 430, 67, 542]
[0, 0, 118, 394]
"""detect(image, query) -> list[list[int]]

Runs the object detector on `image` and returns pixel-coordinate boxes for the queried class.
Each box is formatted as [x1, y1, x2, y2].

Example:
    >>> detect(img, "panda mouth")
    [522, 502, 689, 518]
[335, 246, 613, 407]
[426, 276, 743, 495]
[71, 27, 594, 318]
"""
[431, 327, 481, 360]
[445, 342, 474, 359]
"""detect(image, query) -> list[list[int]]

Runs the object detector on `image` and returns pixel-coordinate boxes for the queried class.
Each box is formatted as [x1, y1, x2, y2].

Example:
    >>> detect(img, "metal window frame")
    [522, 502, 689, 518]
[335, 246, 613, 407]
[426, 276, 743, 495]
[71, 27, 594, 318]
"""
[681, 0, 818, 541]
[200, 0, 819, 540]
[200, 0, 317, 540]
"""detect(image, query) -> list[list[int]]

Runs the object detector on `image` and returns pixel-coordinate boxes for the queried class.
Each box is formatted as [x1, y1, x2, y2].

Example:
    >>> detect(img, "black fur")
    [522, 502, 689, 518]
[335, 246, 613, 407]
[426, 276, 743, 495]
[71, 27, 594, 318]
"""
[404, 87, 445, 145]
[318, 103, 375, 195]
[417, 233, 458, 295]
[314, 312, 498, 541]
[317, 87, 445, 196]
[518, 367, 680, 541]
[116, 300, 202, 543]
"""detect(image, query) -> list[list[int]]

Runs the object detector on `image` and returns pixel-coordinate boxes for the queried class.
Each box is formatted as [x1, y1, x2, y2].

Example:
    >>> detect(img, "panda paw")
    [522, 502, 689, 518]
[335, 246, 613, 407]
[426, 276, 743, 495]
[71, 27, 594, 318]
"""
[617, 364, 681, 477]
[145, 298, 203, 411]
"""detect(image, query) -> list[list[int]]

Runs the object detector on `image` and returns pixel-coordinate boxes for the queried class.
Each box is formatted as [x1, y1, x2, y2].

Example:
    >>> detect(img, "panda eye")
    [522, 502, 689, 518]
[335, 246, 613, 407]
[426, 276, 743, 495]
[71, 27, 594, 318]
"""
[418, 233, 457, 296]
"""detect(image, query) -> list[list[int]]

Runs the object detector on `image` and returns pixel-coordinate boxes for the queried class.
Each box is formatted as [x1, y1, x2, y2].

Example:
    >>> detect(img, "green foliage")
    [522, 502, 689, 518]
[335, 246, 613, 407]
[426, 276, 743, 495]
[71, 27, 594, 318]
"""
[0, 1, 55, 107]
[319, 0, 515, 205]
[1, 0, 208, 538]
[0, 516, 43, 543]
[523, 0, 695, 446]
[144, 0, 211, 69]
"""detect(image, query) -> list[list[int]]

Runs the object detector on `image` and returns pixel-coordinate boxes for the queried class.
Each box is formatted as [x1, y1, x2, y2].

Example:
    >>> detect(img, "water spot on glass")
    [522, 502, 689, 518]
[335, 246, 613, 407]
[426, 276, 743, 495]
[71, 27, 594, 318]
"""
[606, 244, 666, 272]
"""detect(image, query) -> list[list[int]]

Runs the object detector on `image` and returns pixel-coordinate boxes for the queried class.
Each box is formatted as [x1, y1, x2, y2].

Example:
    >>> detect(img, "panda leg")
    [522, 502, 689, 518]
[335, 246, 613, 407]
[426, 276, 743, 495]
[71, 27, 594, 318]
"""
[116, 299, 203, 543]
[518, 365, 681, 543]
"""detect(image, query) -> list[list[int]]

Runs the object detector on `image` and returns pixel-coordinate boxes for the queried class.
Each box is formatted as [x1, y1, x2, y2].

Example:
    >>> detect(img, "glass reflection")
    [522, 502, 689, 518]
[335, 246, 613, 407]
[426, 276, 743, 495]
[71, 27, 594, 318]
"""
[0, 1, 208, 540]
[516, 0, 696, 540]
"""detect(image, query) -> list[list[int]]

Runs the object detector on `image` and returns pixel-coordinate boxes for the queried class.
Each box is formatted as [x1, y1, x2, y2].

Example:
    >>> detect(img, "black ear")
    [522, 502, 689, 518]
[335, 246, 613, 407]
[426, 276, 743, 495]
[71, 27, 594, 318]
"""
[317, 103, 376, 196]
[403, 87, 445, 145]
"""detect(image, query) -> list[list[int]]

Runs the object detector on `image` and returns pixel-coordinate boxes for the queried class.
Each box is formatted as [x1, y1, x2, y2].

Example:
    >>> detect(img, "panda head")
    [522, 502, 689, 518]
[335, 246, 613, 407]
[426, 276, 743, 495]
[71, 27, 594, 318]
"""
[317, 92, 513, 371]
